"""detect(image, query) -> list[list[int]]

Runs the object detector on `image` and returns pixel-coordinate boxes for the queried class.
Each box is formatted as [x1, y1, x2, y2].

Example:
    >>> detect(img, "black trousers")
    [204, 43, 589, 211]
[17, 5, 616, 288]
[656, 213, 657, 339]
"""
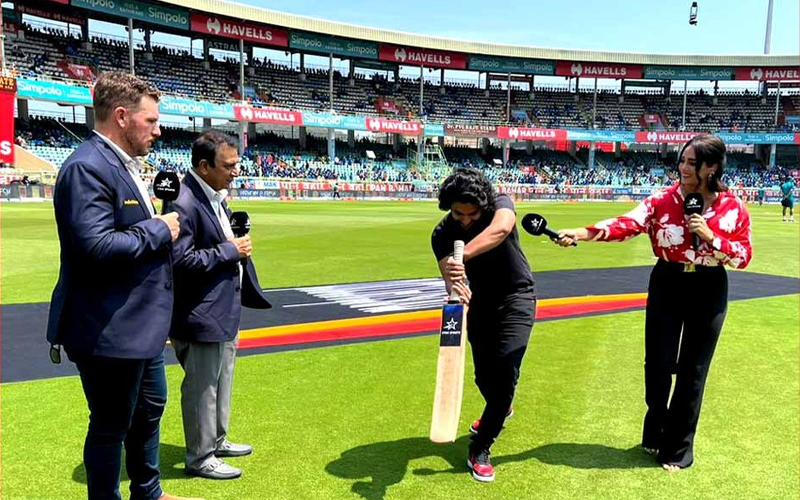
[642, 260, 728, 468]
[467, 291, 536, 452]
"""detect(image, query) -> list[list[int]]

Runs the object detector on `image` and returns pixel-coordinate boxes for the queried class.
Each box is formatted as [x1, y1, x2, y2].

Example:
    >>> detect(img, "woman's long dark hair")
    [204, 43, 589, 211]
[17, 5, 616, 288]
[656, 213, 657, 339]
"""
[678, 134, 728, 192]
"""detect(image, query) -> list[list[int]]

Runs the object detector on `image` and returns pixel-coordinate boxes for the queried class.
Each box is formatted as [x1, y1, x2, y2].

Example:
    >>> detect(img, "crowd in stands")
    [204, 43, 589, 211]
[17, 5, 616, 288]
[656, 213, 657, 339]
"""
[6, 23, 799, 133]
[12, 118, 798, 189]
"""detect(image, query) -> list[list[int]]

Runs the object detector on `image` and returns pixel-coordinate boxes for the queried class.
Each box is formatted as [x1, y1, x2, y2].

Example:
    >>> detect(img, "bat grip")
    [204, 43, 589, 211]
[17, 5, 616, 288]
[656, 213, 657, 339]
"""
[449, 240, 465, 302]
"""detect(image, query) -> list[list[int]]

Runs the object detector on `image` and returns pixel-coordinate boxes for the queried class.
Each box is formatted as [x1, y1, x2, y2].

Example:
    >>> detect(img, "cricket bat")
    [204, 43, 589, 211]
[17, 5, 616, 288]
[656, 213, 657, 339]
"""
[430, 240, 467, 443]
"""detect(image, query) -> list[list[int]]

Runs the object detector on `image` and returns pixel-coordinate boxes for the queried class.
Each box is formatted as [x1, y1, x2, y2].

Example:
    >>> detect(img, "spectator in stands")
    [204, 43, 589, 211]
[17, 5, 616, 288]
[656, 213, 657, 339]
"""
[46, 71, 198, 500]
[556, 135, 752, 472]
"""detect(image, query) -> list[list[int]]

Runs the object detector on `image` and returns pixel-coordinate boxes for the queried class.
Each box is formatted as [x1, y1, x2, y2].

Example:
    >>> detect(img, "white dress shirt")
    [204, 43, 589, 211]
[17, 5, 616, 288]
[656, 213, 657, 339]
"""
[188, 169, 242, 282]
[94, 131, 155, 217]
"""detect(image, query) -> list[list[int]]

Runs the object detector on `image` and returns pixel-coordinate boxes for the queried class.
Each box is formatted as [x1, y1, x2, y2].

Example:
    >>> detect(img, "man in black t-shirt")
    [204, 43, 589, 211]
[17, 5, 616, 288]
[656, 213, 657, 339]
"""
[431, 168, 536, 483]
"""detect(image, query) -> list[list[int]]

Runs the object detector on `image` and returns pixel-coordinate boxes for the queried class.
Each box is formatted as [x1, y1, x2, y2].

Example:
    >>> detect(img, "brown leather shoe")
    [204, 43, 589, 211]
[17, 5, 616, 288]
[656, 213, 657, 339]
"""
[159, 493, 206, 500]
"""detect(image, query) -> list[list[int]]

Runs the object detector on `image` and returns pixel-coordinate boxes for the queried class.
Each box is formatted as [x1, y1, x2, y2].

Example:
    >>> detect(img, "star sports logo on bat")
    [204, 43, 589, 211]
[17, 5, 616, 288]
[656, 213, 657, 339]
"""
[443, 318, 459, 332]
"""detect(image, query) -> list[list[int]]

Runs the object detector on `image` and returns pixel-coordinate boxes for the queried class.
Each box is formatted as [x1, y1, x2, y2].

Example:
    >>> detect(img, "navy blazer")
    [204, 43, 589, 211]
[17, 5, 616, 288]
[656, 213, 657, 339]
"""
[46, 134, 174, 359]
[170, 173, 270, 343]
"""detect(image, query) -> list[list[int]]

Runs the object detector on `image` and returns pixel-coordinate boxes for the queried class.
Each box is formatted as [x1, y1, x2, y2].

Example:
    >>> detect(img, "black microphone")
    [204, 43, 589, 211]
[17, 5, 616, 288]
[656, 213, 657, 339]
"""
[152, 171, 180, 214]
[683, 193, 704, 250]
[230, 211, 251, 238]
[521, 213, 577, 246]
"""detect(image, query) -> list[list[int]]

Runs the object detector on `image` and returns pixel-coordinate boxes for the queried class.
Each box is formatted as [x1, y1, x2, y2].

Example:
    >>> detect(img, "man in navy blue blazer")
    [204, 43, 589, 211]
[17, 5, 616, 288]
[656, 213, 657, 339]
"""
[170, 130, 271, 480]
[46, 72, 200, 500]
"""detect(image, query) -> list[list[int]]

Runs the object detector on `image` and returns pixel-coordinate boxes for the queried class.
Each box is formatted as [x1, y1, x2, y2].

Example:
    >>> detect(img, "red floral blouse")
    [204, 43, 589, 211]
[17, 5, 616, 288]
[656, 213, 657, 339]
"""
[586, 183, 752, 269]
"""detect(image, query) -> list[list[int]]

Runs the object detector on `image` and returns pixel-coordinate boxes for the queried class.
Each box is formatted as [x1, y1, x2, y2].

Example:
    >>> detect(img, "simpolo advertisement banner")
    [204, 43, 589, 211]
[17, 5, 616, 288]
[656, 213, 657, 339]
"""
[714, 132, 799, 145]
[643, 66, 733, 81]
[0, 76, 17, 165]
[300, 112, 366, 130]
[423, 123, 445, 136]
[289, 31, 378, 60]
[70, 0, 190, 30]
[566, 129, 636, 142]
[468, 55, 555, 75]
[16, 78, 93, 105]
[159, 95, 234, 119]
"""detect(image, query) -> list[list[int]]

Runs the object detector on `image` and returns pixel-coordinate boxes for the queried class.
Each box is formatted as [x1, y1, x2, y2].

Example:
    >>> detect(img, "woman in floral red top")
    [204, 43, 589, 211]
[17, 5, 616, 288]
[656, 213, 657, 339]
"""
[557, 135, 752, 471]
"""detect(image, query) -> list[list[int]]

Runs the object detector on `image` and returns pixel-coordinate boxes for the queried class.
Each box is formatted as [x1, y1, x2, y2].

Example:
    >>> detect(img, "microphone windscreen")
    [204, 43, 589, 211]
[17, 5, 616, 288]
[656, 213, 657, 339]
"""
[684, 193, 704, 217]
[153, 171, 180, 202]
[230, 211, 250, 237]
[521, 213, 547, 236]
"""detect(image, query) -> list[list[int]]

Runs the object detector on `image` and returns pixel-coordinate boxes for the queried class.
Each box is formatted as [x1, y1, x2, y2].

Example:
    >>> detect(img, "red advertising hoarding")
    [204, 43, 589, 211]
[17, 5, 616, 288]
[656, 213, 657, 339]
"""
[364, 117, 422, 135]
[190, 13, 288, 48]
[734, 67, 799, 81]
[555, 61, 643, 79]
[378, 44, 467, 69]
[233, 105, 303, 125]
[496, 127, 567, 141]
[16, 4, 86, 26]
[635, 131, 702, 143]
[0, 76, 17, 165]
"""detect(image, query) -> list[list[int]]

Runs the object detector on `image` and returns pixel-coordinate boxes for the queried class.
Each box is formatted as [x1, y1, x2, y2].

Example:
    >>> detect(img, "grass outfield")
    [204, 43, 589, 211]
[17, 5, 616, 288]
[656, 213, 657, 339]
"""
[1, 297, 796, 499]
[0, 200, 797, 499]
[1, 200, 798, 304]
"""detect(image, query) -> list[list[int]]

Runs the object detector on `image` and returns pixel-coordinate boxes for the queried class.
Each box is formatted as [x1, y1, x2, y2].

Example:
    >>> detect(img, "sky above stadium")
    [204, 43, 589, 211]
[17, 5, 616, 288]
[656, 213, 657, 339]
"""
[246, 0, 799, 55]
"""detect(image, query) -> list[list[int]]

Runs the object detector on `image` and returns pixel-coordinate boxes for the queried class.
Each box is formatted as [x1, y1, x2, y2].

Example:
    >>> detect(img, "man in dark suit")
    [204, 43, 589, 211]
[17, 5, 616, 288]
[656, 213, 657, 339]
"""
[46, 71, 201, 500]
[170, 130, 271, 480]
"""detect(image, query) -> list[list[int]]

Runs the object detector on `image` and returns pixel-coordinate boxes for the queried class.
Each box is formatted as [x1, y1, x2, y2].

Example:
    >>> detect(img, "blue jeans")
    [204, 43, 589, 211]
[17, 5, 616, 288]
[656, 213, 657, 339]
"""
[75, 352, 167, 500]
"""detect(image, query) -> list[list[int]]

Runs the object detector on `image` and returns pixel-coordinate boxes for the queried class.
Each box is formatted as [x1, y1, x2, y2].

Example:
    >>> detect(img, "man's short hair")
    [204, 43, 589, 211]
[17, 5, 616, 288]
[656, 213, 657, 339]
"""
[93, 71, 160, 123]
[437, 167, 496, 212]
[191, 130, 238, 169]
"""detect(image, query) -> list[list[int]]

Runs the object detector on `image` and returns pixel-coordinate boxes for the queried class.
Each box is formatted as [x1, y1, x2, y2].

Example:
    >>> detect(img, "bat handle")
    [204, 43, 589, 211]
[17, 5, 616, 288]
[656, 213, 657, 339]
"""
[449, 240, 465, 302]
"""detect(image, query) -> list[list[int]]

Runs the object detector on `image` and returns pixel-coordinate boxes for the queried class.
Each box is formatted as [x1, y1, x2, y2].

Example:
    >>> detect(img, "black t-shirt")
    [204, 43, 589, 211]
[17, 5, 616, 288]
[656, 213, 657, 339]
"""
[431, 194, 535, 306]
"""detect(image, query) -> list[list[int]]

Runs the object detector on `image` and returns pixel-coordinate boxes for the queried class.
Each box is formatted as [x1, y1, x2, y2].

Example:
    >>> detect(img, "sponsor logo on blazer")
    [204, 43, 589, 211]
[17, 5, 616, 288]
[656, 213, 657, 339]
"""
[123, 199, 140, 206]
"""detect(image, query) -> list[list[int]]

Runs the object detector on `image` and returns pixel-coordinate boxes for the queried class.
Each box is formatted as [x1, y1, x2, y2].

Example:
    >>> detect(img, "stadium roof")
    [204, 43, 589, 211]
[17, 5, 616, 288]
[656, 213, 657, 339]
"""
[157, 0, 798, 67]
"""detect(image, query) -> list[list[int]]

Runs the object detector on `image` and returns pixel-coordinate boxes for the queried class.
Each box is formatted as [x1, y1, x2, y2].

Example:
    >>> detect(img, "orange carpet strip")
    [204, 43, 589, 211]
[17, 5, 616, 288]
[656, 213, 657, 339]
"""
[238, 293, 647, 350]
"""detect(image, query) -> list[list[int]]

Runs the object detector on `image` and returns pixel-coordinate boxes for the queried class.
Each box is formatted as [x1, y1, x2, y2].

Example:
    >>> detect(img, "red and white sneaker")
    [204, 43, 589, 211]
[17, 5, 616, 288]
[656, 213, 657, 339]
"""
[469, 407, 514, 435]
[467, 449, 495, 482]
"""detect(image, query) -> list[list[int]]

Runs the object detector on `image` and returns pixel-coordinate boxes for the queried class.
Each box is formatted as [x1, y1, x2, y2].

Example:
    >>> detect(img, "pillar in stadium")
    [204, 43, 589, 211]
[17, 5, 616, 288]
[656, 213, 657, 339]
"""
[327, 53, 336, 161]
[763, 0, 778, 167]
[501, 72, 511, 167]
[588, 78, 598, 169]
[237, 38, 246, 156]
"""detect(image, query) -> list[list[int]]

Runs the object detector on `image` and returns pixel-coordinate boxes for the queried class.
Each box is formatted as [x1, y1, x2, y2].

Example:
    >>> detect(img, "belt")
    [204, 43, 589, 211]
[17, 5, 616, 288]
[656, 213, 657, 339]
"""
[657, 260, 722, 273]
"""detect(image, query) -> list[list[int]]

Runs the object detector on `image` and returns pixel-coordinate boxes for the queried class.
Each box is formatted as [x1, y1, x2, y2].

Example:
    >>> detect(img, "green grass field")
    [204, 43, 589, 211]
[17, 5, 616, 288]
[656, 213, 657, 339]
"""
[1, 200, 797, 499]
